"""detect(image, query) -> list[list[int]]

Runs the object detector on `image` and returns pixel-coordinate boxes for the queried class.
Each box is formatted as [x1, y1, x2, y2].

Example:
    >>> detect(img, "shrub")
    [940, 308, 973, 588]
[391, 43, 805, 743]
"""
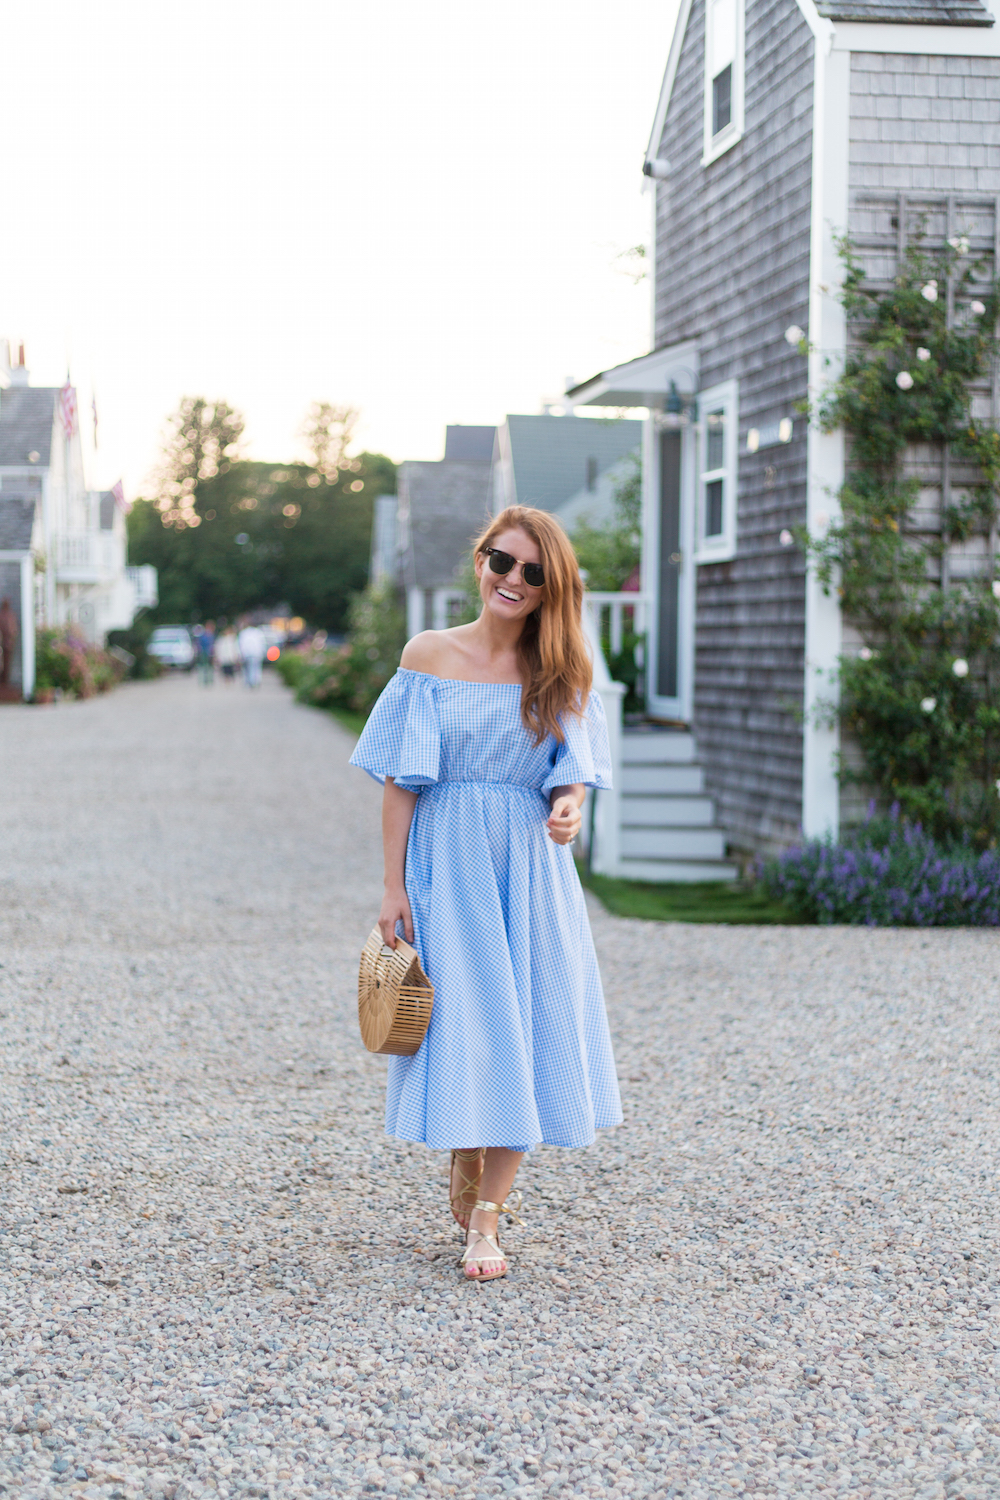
[762, 807, 1000, 926]
[278, 584, 406, 720]
[34, 629, 127, 700]
[807, 235, 1000, 846]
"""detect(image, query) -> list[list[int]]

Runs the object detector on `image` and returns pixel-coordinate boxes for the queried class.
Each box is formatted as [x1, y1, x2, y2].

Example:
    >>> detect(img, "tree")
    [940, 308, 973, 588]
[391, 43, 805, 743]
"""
[127, 396, 396, 632]
[153, 397, 245, 528]
[300, 402, 360, 482]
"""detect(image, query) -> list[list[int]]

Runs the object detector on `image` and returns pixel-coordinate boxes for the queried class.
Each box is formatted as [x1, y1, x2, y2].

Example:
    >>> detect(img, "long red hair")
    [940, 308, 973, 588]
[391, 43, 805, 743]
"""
[472, 506, 591, 744]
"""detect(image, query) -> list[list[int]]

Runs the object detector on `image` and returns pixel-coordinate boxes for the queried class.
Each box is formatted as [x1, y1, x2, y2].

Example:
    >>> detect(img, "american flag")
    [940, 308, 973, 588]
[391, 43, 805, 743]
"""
[111, 479, 130, 514]
[58, 381, 78, 440]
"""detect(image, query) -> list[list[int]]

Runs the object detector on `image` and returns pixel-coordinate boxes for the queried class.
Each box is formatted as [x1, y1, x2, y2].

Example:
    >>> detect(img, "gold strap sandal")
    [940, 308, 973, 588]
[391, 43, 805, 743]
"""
[449, 1149, 485, 1229]
[461, 1195, 525, 1282]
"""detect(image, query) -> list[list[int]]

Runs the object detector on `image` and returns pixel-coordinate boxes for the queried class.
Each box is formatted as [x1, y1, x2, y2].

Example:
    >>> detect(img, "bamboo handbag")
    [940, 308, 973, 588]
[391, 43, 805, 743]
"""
[357, 925, 434, 1056]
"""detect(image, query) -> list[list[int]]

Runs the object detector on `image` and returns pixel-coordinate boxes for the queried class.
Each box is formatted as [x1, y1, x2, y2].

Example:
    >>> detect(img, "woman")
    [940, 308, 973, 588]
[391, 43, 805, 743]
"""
[350, 506, 622, 1280]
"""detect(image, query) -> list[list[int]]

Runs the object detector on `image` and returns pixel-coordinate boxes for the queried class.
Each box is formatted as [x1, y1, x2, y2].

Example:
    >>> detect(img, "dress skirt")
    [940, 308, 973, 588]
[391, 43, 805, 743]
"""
[350, 668, 623, 1151]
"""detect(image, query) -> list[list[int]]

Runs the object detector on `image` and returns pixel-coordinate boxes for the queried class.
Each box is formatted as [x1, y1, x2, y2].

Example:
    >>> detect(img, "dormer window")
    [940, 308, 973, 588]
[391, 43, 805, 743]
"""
[704, 0, 744, 164]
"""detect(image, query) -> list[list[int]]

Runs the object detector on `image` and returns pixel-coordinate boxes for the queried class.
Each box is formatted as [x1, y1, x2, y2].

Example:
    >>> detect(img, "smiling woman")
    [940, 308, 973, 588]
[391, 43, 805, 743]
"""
[349, 505, 623, 1285]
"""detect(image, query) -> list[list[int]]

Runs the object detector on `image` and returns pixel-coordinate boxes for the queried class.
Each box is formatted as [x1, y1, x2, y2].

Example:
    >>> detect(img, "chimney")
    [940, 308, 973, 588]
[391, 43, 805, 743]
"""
[9, 343, 29, 387]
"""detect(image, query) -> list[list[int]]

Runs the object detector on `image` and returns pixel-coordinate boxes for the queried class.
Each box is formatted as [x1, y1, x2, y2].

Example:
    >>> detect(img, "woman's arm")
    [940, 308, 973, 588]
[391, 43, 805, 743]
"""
[546, 783, 585, 846]
[379, 776, 419, 947]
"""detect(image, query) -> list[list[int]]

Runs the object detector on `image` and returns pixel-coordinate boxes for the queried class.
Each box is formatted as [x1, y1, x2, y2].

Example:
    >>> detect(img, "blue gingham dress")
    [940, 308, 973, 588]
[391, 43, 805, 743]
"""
[350, 668, 623, 1152]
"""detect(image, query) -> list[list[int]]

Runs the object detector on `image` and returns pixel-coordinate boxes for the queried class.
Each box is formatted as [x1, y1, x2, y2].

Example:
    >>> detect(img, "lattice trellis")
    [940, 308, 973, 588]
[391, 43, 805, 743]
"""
[848, 190, 1000, 586]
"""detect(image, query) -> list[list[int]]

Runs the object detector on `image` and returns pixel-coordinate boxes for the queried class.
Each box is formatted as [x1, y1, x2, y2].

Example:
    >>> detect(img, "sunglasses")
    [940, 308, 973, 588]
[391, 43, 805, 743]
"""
[483, 547, 545, 589]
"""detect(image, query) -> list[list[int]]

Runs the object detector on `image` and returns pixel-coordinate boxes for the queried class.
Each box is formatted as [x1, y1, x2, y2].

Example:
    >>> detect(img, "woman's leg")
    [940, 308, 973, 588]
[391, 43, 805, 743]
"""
[465, 1148, 524, 1279]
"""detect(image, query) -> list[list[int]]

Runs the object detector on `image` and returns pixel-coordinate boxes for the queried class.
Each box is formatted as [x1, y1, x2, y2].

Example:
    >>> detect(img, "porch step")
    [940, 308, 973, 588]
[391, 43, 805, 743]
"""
[621, 793, 716, 827]
[618, 857, 740, 883]
[621, 729, 697, 765]
[621, 764, 705, 795]
[620, 825, 727, 860]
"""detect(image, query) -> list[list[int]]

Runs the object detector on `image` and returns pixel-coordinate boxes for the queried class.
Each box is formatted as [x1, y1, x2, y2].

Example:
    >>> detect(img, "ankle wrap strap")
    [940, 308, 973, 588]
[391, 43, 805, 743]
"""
[474, 1193, 525, 1226]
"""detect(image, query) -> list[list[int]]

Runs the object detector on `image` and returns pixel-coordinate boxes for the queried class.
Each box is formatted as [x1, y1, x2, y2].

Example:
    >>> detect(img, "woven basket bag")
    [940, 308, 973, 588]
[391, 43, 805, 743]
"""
[358, 925, 434, 1056]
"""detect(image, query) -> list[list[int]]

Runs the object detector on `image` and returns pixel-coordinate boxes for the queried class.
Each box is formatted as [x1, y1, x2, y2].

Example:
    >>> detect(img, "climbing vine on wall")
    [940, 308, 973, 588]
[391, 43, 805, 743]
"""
[810, 235, 1000, 846]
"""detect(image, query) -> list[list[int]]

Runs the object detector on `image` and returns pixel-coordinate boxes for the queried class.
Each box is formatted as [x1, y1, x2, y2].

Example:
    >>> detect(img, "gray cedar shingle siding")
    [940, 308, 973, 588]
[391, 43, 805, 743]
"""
[654, 0, 815, 850]
[850, 54, 1000, 195]
[0, 496, 36, 551]
[818, 0, 992, 23]
[0, 388, 56, 467]
[399, 460, 492, 592]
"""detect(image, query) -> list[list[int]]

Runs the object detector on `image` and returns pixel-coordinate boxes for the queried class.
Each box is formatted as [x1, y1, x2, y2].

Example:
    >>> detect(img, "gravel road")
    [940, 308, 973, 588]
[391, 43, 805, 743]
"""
[1, 674, 998, 1500]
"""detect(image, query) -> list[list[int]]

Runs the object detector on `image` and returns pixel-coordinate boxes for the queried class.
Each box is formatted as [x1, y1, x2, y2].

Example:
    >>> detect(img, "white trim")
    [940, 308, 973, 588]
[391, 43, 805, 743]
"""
[645, 0, 696, 167]
[568, 340, 699, 411]
[20, 554, 34, 697]
[831, 21, 1000, 55]
[702, 0, 746, 165]
[694, 379, 738, 563]
[792, 0, 835, 45]
[802, 42, 850, 840]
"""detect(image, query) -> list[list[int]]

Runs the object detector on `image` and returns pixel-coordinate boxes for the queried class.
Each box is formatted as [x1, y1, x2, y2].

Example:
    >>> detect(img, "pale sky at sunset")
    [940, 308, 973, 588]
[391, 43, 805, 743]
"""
[4, 1, 677, 495]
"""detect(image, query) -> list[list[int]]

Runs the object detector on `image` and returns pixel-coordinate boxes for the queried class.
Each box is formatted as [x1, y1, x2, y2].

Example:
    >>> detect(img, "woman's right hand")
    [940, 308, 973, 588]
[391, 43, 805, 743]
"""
[379, 886, 413, 949]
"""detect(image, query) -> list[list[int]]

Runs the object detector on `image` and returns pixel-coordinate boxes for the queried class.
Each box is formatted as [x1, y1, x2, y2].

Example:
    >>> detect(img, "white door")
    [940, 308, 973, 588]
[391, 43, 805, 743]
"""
[643, 417, 695, 723]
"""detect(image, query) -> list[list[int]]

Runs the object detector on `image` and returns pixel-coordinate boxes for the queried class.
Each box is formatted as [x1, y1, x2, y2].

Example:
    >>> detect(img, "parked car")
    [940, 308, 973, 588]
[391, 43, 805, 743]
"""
[147, 626, 195, 670]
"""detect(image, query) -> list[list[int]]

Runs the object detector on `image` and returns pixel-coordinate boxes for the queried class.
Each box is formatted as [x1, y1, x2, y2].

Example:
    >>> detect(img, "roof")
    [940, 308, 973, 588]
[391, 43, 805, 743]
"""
[815, 0, 992, 20]
[0, 386, 57, 467]
[444, 425, 496, 461]
[499, 414, 642, 515]
[399, 459, 493, 590]
[0, 494, 37, 551]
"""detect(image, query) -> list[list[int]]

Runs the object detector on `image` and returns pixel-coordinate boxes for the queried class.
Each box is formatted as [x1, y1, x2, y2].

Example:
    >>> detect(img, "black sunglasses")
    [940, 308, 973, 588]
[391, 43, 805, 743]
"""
[483, 547, 545, 589]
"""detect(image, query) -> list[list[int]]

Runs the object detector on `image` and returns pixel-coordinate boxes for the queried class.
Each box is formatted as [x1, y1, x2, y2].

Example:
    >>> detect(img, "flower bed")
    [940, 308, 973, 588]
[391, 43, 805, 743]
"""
[33, 629, 127, 702]
[763, 809, 1000, 926]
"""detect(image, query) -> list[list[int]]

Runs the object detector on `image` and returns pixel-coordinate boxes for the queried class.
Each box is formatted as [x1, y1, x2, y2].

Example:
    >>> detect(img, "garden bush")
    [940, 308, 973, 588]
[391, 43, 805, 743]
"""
[33, 629, 127, 700]
[763, 807, 1000, 926]
[277, 584, 406, 720]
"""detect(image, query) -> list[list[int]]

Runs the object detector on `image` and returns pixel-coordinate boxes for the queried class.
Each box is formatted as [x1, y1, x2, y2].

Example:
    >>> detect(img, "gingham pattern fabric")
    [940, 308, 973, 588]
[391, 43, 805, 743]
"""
[350, 668, 623, 1151]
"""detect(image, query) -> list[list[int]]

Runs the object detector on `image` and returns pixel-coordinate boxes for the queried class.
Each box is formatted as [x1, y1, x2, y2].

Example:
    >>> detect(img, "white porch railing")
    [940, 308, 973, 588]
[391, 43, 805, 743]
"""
[55, 530, 123, 583]
[586, 590, 649, 660]
[581, 596, 626, 876]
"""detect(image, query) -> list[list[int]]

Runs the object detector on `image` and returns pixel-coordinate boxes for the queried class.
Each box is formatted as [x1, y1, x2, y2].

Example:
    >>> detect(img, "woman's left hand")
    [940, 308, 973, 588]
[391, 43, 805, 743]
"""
[546, 794, 582, 846]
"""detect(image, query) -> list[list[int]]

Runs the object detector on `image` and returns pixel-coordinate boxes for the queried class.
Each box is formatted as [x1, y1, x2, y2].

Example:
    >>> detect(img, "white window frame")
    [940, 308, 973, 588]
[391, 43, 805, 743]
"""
[695, 379, 738, 563]
[702, 0, 745, 166]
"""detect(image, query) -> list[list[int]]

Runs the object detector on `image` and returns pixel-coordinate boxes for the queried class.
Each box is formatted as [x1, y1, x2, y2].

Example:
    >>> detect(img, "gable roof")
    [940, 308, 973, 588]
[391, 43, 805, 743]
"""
[498, 415, 642, 515]
[0, 387, 57, 468]
[0, 494, 37, 551]
[398, 458, 492, 590]
[816, 0, 992, 19]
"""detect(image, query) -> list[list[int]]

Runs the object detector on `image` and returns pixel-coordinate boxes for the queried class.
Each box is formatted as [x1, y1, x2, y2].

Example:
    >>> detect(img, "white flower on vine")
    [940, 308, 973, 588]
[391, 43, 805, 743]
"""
[953, 657, 970, 678]
[896, 371, 914, 390]
[916, 347, 931, 362]
[922, 281, 938, 303]
[970, 300, 986, 316]
[779, 528, 793, 547]
[948, 235, 970, 256]
[785, 325, 805, 347]
[921, 697, 937, 713]
[996, 778, 1000, 796]
[993, 580, 1000, 600]
[859, 646, 874, 661]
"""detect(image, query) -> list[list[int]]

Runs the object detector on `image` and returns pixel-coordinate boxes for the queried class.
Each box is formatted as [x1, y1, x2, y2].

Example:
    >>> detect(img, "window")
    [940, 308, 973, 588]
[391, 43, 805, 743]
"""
[703, 0, 744, 164]
[696, 380, 738, 562]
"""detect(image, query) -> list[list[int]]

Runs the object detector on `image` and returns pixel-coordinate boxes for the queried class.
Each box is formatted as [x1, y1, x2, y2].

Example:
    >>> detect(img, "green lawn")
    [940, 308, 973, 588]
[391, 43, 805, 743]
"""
[578, 866, 806, 924]
[326, 706, 368, 738]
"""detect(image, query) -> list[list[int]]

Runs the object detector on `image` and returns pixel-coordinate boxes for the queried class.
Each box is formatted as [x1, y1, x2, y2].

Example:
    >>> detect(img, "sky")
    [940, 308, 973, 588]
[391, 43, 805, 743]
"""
[4, 1, 678, 495]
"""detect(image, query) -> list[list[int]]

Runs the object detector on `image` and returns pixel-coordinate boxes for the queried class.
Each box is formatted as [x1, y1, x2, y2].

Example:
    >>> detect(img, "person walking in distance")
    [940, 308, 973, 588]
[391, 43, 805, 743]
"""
[350, 506, 622, 1281]
[196, 621, 216, 686]
[237, 620, 267, 689]
[214, 626, 241, 683]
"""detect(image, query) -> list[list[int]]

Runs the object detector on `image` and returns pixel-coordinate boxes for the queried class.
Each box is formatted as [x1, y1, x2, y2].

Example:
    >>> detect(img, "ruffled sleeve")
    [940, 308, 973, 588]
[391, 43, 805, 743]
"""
[349, 669, 440, 790]
[541, 689, 613, 793]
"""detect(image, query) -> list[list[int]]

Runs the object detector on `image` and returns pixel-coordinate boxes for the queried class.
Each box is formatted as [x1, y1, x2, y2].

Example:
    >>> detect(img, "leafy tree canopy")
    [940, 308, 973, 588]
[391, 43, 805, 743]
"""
[127, 397, 396, 632]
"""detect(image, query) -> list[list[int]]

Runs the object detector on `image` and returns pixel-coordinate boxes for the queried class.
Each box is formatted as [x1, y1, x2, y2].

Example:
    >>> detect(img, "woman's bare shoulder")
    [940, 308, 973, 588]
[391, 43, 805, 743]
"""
[399, 630, 465, 675]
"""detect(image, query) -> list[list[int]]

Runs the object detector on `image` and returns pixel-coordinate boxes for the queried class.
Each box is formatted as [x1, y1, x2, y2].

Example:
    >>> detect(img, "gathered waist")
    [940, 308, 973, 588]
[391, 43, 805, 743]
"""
[422, 780, 548, 797]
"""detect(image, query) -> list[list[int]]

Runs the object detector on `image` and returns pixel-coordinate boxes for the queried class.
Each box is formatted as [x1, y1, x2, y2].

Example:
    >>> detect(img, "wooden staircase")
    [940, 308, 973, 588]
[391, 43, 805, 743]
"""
[616, 725, 737, 882]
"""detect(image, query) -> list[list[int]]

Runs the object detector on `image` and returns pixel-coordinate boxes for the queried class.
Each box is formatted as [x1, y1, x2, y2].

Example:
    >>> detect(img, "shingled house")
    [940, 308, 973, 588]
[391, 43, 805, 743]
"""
[0, 350, 156, 695]
[570, 0, 1000, 863]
